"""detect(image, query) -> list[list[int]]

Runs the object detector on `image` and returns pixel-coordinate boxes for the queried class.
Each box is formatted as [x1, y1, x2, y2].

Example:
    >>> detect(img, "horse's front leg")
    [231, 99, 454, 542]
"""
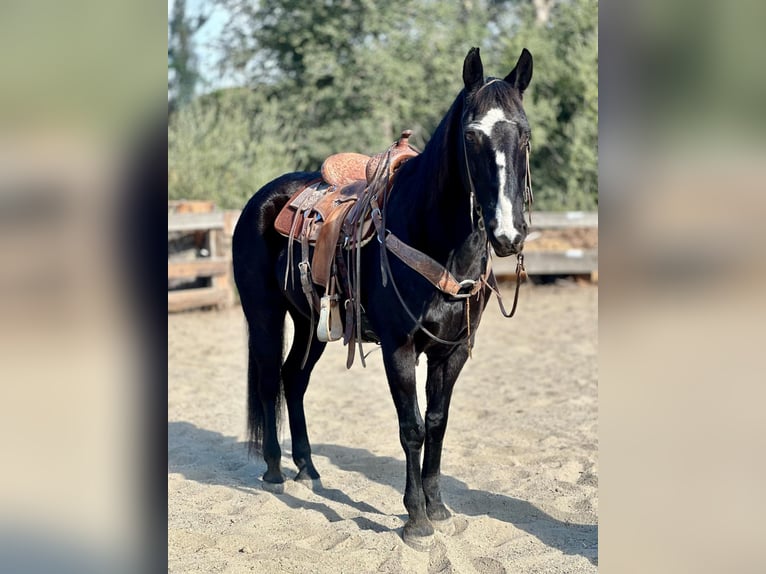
[422, 344, 470, 534]
[382, 342, 433, 550]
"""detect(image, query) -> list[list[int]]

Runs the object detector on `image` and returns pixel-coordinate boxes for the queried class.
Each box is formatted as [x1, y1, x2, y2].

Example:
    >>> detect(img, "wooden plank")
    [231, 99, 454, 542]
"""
[167, 258, 230, 280]
[212, 272, 234, 309]
[531, 211, 598, 229]
[524, 249, 598, 274]
[492, 249, 598, 276]
[168, 287, 228, 312]
[168, 212, 225, 232]
[168, 200, 216, 214]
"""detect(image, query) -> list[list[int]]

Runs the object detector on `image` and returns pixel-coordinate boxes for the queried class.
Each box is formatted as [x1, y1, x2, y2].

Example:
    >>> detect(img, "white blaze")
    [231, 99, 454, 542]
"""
[492, 149, 521, 240]
[468, 107, 522, 242]
[469, 108, 510, 138]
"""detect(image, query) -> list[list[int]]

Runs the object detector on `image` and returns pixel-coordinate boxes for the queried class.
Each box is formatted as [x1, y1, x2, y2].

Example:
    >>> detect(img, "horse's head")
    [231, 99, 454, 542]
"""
[461, 47, 533, 257]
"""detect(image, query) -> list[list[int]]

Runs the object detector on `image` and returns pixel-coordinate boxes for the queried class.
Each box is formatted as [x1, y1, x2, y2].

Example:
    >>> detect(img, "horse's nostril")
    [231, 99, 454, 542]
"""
[512, 233, 524, 246]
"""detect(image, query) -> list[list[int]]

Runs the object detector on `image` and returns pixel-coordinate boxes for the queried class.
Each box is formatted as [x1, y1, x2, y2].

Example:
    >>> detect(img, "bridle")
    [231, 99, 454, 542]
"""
[367, 93, 533, 352]
[459, 108, 532, 322]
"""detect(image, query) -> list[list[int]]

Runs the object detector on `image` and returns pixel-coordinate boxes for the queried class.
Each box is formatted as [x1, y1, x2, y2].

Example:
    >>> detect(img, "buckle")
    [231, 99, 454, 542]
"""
[452, 279, 477, 299]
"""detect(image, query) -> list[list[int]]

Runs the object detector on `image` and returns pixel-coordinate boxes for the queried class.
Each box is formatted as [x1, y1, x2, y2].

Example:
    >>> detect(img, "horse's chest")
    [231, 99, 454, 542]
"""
[423, 296, 481, 337]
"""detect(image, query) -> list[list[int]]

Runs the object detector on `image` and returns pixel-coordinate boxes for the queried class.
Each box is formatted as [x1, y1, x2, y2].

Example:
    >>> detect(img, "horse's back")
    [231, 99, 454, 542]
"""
[234, 172, 318, 243]
[232, 171, 318, 295]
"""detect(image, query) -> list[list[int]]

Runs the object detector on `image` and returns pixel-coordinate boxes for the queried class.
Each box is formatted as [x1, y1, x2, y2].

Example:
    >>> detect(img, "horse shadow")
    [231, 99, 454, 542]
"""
[168, 421, 387, 522]
[168, 421, 597, 563]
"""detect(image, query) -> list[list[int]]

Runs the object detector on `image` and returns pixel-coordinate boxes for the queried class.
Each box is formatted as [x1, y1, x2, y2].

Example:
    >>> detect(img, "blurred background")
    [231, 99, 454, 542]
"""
[600, 1, 766, 572]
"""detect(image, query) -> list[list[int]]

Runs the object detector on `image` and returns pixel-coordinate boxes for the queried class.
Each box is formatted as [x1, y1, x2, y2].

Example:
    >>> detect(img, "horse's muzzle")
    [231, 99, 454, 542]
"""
[491, 232, 525, 257]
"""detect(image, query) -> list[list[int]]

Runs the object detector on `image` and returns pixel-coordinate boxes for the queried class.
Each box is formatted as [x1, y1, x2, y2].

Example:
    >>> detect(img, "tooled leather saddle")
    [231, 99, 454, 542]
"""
[273, 130, 419, 366]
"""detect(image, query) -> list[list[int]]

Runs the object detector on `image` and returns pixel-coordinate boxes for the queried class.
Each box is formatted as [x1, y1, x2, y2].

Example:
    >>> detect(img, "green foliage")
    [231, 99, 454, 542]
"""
[168, 0, 209, 109]
[168, 89, 299, 209]
[172, 0, 598, 211]
[216, 0, 490, 165]
[503, 0, 598, 210]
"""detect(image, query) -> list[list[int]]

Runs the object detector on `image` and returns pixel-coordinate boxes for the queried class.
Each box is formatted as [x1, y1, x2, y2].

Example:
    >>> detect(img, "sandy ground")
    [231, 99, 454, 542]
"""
[168, 282, 598, 573]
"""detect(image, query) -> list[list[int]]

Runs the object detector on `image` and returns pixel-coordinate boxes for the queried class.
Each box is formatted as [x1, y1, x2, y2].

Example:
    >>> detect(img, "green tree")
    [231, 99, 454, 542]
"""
[216, 0, 490, 166]
[168, 89, 299, 208]
[201, 0, 598, 210]
[168, 0, 209, 110]
[503, 0, 598, 210]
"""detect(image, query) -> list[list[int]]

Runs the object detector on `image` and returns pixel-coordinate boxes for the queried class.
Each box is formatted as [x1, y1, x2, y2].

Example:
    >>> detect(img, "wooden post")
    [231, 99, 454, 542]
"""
[168, 205, 240, 312]
[209, 213, 235, 309]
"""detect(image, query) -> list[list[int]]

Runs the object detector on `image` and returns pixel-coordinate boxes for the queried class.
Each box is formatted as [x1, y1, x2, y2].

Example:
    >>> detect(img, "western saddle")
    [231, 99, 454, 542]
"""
[274, 130, 420, 367]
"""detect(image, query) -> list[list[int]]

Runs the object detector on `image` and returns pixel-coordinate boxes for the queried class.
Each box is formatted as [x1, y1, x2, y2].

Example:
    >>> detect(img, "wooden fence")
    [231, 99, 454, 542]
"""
[492, 211, 598, 278]
[168, 206, 597, 312]
[168, 204, 239, 313]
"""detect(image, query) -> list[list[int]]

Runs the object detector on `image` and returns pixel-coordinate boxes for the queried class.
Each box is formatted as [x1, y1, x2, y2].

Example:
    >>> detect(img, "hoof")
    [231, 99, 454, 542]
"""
[431, 516, 455, 536]
[427, 504, 452, 522]
[402, 522, 435, 552]
[295, 467, 320, 481]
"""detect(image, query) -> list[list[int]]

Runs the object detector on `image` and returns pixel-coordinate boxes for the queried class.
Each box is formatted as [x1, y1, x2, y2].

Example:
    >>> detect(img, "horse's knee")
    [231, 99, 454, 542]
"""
[425, 411, 448, 441]
[400, 421, 426, 450]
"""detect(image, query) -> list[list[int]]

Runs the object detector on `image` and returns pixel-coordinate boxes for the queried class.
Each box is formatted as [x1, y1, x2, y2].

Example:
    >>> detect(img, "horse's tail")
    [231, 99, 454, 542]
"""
[233, 190, 288, 457]
[245, 337, 264, 454]
[245, 333, 284, 456]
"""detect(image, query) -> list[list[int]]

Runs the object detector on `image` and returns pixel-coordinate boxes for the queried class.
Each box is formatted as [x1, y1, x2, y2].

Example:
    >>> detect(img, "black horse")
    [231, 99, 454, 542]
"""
[232, 47, 533, 550]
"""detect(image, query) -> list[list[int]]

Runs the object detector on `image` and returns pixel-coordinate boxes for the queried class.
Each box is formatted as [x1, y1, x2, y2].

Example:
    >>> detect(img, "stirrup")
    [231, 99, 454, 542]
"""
[317, 294, 343, 342]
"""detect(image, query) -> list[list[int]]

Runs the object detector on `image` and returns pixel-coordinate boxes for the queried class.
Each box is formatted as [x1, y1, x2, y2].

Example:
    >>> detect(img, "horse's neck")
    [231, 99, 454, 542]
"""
[397, 150, 487, 280]
[429, 182, 488, 280]
[388, 93, 487, 279]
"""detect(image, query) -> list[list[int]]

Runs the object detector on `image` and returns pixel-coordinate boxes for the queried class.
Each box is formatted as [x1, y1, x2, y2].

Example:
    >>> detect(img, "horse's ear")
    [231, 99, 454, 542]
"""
[504, 48, 533, 94]
[463, 47, 484, 94]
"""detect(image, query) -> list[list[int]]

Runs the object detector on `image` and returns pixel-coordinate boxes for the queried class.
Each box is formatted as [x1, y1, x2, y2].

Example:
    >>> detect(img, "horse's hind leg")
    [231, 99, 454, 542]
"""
[282, 309, 326, 486]
[245, 306, 288, 490]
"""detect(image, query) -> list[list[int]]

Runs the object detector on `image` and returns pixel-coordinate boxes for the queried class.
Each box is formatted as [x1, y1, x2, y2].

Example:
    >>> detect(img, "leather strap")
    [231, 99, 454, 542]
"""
[299, 217, 319, 368]
[485, 253, 526, 318]
[370, 195, 485, 299]
[284, 180, 323, 290]
[522, 142, 534, 225]
[383, 232, 485, 298]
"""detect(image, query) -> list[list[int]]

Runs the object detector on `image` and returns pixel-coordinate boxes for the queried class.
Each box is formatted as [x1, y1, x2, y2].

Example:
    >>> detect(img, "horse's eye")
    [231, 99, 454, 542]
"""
[464, 131, 477, 143]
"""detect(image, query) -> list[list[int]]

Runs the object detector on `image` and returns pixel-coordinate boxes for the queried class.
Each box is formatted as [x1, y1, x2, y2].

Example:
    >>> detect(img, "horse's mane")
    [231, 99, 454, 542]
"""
[410, 90, 467, 210]
[471, 78, 521, 116]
